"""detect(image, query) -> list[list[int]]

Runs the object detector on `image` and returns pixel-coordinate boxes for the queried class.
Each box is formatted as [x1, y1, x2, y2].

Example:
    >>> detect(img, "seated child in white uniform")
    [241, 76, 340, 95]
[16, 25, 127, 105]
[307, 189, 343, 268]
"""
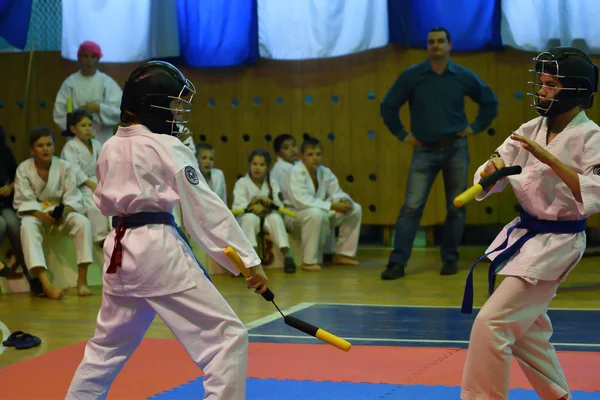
[61, 108, 111, 246]
[197, 143, 227, 205]
[232, 149, 296, 272]
[13, 126, 94, 299]
[289, 137, 362, 271]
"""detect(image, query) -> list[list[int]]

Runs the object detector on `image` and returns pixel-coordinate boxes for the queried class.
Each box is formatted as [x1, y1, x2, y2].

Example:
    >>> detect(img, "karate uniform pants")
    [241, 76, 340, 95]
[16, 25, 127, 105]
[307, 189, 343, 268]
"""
[238, 212, 290, 249]
[20, 213, 94, 270]
[291, 204, 362, 265]
[461, 276, 571, 400]
[66, 268, 249, 400]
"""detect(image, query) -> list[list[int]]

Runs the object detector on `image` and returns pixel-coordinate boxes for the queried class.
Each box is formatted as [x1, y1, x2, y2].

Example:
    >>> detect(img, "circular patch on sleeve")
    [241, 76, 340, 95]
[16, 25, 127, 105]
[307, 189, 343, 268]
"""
[593, 165, 600, 176]
[185, 166, 199, 185]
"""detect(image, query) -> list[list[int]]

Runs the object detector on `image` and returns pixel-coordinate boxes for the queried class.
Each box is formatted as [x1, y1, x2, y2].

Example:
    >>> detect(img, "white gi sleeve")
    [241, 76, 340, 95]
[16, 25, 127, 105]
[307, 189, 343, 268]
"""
[13, 163, 43, 217]
[232, 178, 251, 210]
[323, 168, 353, 203]
[175, 165, 262, 274]
[61, 163, 86, 214]
[473, 123, 525, 200]
[577, 130, 600, 217]
[213, 169, 228, 205]
[270, 179, 285, 209]
[98, 75, 122, 127]
[53, 79, 71, 132]
[289, 167, 331, 211]
[61, 143, 89, 186]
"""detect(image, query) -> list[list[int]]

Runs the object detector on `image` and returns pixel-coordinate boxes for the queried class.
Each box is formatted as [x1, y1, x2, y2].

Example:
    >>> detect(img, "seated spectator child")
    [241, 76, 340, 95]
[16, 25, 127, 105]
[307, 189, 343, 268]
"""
[61, 108, 111, 245]
[232, 149, 296, 273]
[196, 143, 227, 205]
[288, 136, 362, 271]
[13, 126, 94, 299]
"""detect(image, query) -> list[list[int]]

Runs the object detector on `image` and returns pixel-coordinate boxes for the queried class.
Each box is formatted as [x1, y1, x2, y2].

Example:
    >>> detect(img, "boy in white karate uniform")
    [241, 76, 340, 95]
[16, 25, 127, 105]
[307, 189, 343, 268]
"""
[14, 127, 94, 299]
[233, 149, 296, 272]
[61, 109, 111, 245]
[270, 134, 298, 211]
[66, 61, 268, 400]
[460, 47, 600, 400]
[53, 41, 122, 145]
[288, 137, 362, 271]
[197, 143, 227, 205]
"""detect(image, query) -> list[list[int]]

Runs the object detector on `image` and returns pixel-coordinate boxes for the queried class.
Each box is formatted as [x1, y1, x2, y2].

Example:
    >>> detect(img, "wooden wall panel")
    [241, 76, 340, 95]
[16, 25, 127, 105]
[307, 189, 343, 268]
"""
[2, 46, 599, 227]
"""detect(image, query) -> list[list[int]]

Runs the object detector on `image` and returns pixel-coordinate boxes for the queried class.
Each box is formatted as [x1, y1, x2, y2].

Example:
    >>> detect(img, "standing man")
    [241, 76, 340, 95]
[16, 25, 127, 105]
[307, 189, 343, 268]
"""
[380, 27, 498, 280]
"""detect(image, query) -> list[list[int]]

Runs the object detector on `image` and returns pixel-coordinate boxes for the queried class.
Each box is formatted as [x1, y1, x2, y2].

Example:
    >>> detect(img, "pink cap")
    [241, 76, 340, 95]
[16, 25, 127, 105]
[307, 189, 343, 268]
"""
[77, 41, 103, 60]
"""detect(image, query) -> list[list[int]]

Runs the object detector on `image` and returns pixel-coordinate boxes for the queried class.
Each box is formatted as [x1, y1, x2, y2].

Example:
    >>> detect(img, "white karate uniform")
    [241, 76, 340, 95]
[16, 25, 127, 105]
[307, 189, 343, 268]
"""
[13, 157, 94, 270]
[232, 174, 289, 250]
[206, 168, 227, 205]
[270, 157, 295, 209]
[66, 124, 261, 400]
[274, 157, 336, 253]
[288, 161, 362, 264]
[461, 111, 600, 400]
[61, 137, 111, 243]
[53, 71, 123, 144]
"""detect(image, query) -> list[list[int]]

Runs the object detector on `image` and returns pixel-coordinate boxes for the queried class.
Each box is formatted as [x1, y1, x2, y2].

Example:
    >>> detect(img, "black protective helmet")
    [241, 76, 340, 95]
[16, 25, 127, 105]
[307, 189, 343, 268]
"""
[528, 46, 598, 117]
[120, 60, 196, 135]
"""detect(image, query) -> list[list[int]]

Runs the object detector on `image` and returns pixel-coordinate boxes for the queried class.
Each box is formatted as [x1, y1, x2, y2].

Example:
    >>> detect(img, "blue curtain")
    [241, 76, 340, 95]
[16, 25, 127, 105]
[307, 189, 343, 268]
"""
[0, 0, 33, 49]
[388, 0, 502, 51]
[177, 0, 258, 67]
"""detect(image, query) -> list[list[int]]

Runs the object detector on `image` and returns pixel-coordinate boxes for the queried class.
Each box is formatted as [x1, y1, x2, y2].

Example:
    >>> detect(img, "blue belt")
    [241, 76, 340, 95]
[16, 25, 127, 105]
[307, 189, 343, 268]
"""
[108, 211, 211, 282]
[461, 210, 585, 314]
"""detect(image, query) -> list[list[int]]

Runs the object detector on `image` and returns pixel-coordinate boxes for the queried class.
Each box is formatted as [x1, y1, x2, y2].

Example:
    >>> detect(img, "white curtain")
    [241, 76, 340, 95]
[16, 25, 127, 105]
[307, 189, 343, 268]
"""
[258, 0, 389, 60]
[61, 0, 180, 63]
[502, 0, 600, 54]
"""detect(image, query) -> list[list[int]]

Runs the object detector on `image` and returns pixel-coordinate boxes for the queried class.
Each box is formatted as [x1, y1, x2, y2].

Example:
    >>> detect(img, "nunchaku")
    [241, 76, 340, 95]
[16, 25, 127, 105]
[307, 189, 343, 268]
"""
[223, 246, 352, 352]
[453, 166, 522, 208]
[231, 203, 297, 219]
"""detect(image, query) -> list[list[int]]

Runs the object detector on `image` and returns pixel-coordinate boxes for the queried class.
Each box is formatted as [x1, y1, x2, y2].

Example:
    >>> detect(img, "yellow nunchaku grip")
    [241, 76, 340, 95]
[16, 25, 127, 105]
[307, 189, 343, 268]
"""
[224, 246, 252, 277]
[276, 207, 296, 218]
[453, 185, 483, 208]
[315, 328, 352, 352]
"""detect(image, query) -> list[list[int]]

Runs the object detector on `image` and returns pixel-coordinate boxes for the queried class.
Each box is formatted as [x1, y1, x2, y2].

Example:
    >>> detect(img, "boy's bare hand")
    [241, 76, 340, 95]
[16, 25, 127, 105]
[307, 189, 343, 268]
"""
[331, 201, 352, 214]
[402, 133, 422, 147]
[481, 157, 506, 178]
[246, 264, 268, 295]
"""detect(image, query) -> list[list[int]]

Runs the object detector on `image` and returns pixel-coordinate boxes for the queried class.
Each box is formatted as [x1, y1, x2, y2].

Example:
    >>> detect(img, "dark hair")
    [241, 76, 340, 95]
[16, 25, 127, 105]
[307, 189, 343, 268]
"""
[248, 149, 274, 201]
[196, 142, 215, 157]
[429, 27, 451, 43]
[69, 108, 94, 128]
[273, 134, 295, 153]
[29, 126, 55, 147]
[301, 136, 322, 154]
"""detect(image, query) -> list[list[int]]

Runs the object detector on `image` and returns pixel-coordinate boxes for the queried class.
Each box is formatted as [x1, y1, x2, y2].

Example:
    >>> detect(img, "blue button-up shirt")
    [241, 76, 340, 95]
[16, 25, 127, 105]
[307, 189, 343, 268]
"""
[380, 59, 498, 143]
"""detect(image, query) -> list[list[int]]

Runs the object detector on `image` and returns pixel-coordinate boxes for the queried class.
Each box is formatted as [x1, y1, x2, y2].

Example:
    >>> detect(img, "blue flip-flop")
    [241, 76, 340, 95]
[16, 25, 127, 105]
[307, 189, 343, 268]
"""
[15, 334, 41, 350]
[2, 330, 25, 346]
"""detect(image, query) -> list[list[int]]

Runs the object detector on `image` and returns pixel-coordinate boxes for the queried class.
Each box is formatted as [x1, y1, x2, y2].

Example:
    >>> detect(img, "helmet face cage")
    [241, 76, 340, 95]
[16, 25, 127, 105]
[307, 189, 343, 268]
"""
[149, 78, 196, 136]
[527, 50, 591, 116]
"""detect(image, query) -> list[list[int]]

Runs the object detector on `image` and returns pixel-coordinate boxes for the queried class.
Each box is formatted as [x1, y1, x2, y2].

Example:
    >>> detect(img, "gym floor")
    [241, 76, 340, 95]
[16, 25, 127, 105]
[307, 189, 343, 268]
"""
[1, 246, 599, 399]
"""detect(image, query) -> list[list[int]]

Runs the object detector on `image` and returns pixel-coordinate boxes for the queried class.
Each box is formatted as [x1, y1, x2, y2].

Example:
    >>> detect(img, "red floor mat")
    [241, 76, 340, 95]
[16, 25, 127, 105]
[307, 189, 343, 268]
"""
[1, 340, 598, 399]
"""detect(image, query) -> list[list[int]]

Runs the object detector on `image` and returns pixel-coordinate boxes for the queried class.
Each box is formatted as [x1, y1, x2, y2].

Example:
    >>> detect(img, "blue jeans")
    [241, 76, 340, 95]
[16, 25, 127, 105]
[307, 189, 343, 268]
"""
[0, 206, 32, 280]
[389, 137, 469, 265]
